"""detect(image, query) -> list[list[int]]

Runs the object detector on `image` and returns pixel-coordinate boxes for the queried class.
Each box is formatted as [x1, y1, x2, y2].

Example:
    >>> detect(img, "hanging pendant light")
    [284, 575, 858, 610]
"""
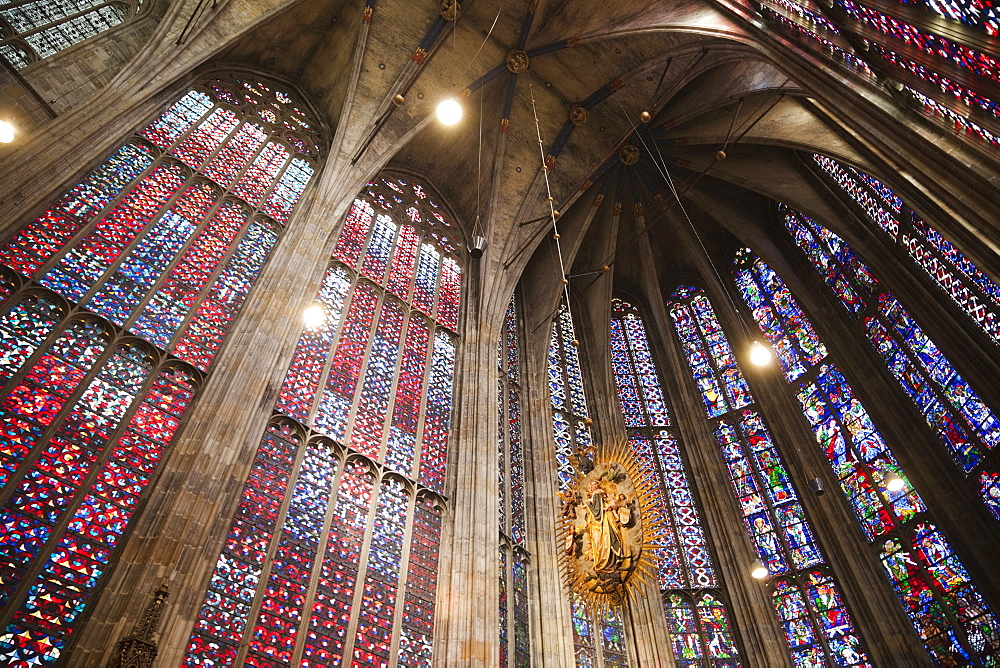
[749, 340, 772, 366]
[884, 472, 905, 492]
[469, 215, 486, 258]
[436, 98, 463, 125]
[0, 120, 14, 143]
[750, 559, 769, 579]
[302, 304, 325, 328]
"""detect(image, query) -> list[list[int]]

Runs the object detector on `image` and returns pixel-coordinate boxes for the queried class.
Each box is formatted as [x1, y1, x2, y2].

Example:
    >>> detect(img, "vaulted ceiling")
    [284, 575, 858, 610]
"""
[200, 0, 886, 284]
[6, 0, 996, 316]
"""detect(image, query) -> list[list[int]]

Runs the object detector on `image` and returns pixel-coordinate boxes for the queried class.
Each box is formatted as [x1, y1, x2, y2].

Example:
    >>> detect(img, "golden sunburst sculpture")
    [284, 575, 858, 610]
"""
[557, 439, 664, 614]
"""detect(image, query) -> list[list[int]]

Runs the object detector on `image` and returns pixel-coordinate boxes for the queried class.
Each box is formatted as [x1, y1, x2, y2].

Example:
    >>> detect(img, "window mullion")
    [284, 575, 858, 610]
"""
[27, 140, 164, 280]
[341, 291, 392, 453]
[287, 439, 346, 665]
[115, 186, 229, 335]
[409, 328, 445, 483]
[230, 430, 313, 665]
[304, 270, 364, 427]
[163, 210, 272, 353]
[385, 486, 418, 668]
[0, 313, 114, 511]
[48, 165, 199, 309]
[371, 304, 411, 464]
[5, 1, 121, 39]
[0, 334, 158, 635]
[333, 465, 384, 664]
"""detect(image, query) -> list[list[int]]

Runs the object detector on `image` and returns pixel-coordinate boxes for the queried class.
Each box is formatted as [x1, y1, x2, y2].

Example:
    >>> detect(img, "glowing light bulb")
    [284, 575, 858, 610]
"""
[436, 98, 462, 125]
[303, 304, 325, 328]
[749, 340, 772, 366]
[750, 559, 769, 580]
[0, 120, 14, 144]
[884, 472, 905, 493]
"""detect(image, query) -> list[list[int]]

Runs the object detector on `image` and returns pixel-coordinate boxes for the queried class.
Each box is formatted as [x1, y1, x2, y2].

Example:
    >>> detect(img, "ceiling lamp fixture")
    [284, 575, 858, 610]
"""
[749, 340, 772, 366]
[302, 304, 325, 329]
[750, 559, 769, 579]
[0, 119, 14, 143]
[884, 472, 905, 493]
[470, 214, 486, 258]
[436, 98, 462, 125]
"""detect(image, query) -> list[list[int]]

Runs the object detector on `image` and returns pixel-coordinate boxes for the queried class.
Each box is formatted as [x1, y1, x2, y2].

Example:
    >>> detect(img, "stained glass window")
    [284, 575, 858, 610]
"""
[908, 88, 1000, 146]
[184, 173, 461, 666]
[734, 249, 1000, 665]
[836, 0, 1000, 83]
[782, 206, 1000, 518]
[752, 0, 876, 76]
[2, 76, 319, 372]
[549, 302, 594, 491]
[609, 298, 742, 666]
[754, 0, 1000, 147]
[548, 301, 629, 667]
[879, 0, 998, 37]
[0, 0, 142, 68]
[498, 295, 530, 667]
[812, 154, 1000, 348]
[0, 75, 319, 667]
[669, 286, 870, 666]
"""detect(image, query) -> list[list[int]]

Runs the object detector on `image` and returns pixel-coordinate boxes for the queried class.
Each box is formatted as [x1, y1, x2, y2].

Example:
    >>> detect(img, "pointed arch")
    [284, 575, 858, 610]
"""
[609, 297, 743, 666]
[668, 285, 870, 666]
[0, 71, 321, 666]
[183, 170, 463, 665]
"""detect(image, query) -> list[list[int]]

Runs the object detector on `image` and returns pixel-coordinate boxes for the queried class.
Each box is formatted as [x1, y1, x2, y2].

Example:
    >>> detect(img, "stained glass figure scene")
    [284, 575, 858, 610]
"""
[734, 249, 1000, 665]
[781, 203, 1000, 518]
[0, 75, 320, 667]
[183, 173, 460, 666]
[669, 286, 870, 666]
[498, 295, 530, 668]
[812, 154, 1000, 349]
[610, 298, 742, 666]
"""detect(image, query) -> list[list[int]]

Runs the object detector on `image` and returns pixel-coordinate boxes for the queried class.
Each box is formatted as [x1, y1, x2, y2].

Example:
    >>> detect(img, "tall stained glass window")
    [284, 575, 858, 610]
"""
[813, 154, 1000, 348]
[752, 0, 875, 76]
[183, 173, 461, 666]
[498, 295, 530, 668]
[609, 297, 742, 666]
[669, 286, 870, 667]
[548, 301, 629, 667]
[0, 0, 144, 69]
[0, 76, 319, 667]
[754, 0, 1000, 147]
[734, 249, 1000, 665]
[782, 205, 1000, 520]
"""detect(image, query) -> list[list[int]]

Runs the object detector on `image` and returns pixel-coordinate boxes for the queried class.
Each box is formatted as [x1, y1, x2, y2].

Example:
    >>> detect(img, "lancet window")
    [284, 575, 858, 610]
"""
[734, 249, 1000, 665]
[0, 0, 143, 68]
[812, 154, 1000, 348]
[609, 297, 742, 667]
[183, 174, 461, 666]
[548, 302, 629, 667]
[498, 295, 530, 668]
[781, 205, 1000, 520]
[668, 286, 870, 666]
[0, 75, 319, 667]
[754, 0, 1000, 147]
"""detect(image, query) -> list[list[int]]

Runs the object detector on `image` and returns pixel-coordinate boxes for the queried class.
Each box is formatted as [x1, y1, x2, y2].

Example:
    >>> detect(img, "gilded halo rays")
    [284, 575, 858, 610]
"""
[557, 439, 665, 615]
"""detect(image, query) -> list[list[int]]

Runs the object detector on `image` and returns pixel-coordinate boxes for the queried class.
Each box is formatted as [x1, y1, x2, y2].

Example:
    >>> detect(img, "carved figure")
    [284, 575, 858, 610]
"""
[583, 480, 629, 574]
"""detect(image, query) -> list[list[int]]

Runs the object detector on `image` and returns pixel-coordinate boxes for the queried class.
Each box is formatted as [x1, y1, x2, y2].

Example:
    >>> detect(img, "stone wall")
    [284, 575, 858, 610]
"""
[0, 0, 167, 141]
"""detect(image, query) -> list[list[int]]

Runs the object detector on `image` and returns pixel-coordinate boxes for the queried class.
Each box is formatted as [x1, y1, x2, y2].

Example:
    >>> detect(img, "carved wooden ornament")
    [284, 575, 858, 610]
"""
[558, 440, 661, 612]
